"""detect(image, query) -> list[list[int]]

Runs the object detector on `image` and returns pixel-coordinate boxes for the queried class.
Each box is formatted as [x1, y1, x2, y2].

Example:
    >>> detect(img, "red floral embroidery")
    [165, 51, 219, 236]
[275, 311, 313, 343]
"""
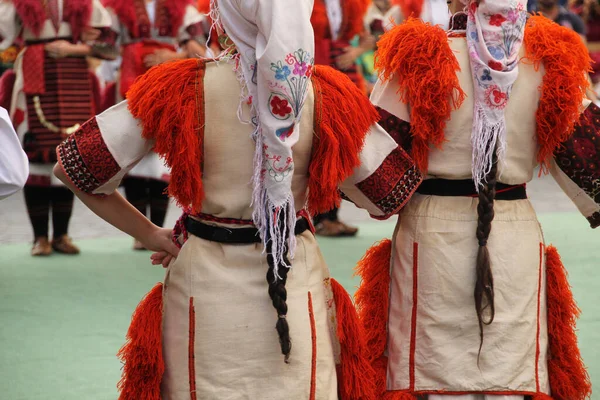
[270, 95, 293, 118]
[354, 147, 422, 218]
[490, 14, 507, 27]
[485, 85, 508, 109]
[57, 117, 120, 193]
[488, 60, 503, 71]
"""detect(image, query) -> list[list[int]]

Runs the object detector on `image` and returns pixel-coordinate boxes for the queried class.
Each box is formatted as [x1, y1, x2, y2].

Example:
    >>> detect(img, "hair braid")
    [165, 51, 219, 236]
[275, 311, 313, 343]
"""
[474, 146, 498, 359]
[265, 215, 292, 363]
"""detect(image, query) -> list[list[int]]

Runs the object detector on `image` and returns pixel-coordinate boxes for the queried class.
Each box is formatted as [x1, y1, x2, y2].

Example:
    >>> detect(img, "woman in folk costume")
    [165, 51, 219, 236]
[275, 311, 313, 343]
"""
[53, 0, 422, 397]
[0, 0, 116, 255]
[310, 0, 375, 237]
[356, 0, 597, 399]
[101, 0, 207, 249]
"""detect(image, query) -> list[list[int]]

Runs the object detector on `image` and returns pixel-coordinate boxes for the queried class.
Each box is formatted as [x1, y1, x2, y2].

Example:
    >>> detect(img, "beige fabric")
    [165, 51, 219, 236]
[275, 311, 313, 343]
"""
[388, 194, 549, 394]
[161, 231, 338, 399]
[371, 37, 543, 184]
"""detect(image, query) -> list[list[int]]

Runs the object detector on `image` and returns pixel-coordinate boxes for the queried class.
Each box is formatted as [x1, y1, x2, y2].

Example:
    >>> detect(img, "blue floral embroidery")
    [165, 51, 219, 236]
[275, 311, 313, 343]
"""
[268, 49, 314, 135]
[488, 46, 505, 61]
[481, 68, 492, 81]
[272, 62, 292, 81]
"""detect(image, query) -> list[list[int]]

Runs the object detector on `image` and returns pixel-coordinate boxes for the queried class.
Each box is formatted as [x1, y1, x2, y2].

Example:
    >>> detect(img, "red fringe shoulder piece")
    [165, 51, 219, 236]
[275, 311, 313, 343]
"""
[14, 0, 92, 38]
[63, 0, 93, 40]
[117, 283, 164, 400]
[127, 58, 206, 212]
[523, 15, 592, 171]
[374, 18, 465, 173]
[308, 65, 379, 215]
[103, 0, 189, 38]
[393, 0, 424, 19]
[354, 239, 396, 398]
[311, 0, 368, 42]
[545, 246, 592, 400]
[330, 278, 377, 400]
[13, 0, 46, 36]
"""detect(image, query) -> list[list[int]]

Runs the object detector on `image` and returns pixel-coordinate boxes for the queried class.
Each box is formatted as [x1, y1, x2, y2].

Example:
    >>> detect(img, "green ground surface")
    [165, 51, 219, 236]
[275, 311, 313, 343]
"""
[0, 212, 598, 400]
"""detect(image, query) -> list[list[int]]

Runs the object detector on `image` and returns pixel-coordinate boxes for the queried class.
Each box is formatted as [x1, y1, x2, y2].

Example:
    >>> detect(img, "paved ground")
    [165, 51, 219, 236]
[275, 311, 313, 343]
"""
[0, 171, 578, 245]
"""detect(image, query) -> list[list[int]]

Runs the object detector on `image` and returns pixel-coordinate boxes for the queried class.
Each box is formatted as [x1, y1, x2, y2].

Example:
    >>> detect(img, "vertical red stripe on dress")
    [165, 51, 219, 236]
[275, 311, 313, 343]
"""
[535, 242, 544, 392]
[409, 242, 419, 390]
[308, 292, 317, 400]
[189, 297, 197, 400]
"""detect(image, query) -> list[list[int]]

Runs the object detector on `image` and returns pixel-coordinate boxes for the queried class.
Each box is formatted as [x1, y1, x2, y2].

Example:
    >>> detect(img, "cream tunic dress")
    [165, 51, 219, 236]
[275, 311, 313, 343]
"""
[371, 36, 599, 399]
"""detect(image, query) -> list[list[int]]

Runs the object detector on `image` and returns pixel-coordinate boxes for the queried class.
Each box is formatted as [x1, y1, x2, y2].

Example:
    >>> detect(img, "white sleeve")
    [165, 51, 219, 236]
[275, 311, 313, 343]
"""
[0, 107, 28, 200]
[0, 1, 20, 50]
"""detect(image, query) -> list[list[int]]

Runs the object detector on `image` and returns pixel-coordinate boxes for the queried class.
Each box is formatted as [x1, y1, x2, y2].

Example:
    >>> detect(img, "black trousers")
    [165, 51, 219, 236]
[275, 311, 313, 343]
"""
[123, 177, 169, 227]
[24, 185, 74, 239]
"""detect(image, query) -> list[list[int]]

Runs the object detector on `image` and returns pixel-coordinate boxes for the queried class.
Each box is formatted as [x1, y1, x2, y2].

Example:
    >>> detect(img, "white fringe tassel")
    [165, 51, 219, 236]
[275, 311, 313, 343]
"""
[471, 104, 506, 190]
[250, 132, 297, 282]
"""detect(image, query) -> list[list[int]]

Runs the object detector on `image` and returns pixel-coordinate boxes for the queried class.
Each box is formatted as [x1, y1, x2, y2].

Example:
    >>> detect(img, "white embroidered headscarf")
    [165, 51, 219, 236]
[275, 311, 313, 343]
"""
[465, 0, 527, 188]
[209, 0, 315, 279]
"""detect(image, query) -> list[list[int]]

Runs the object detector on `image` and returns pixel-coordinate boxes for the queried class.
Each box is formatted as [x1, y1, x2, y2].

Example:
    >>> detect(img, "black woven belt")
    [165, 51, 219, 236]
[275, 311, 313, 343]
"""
[417, 179, 527, 200]
[26, 37, 73, 45]
[185, 217, 311, 244]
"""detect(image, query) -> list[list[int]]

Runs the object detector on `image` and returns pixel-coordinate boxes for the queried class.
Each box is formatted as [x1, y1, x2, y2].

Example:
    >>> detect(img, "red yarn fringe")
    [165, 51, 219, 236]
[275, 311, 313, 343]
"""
[531, 394, 554, 400]
[383, 391, 417, 400]
[523, 16, 592, 172]
[104, 0, 188, 38]
[393, 0, 424, 19]
[545, 246, 592, 400]
[312, 0, 367, 42]
[354, 239, 393, 397]
[375, 19, 465, 173]
[117, 283, 165, 400]
[127, 58, 206, 212]
[331, 278, 377, 400]
[14, 0, 92, 38]
[308, 65, 379, 215]
[63, 0, 93, 41]
[13, 0, 47, 36]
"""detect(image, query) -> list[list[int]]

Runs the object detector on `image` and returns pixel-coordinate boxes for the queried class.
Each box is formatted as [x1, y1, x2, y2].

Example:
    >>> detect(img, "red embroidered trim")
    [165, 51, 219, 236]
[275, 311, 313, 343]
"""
[106, 0, 188, 38]
[355, 147, 423, 219]
[13, 0, 92, 38]
[189, 297, 197, 400]
[554, 103, 600, 215]
[377, 108, 413, 152]
[308, 292, 317, 400]
[57, 117, 120, 194]
[409, 242, 419, 391]
[536, 242, 544, 392]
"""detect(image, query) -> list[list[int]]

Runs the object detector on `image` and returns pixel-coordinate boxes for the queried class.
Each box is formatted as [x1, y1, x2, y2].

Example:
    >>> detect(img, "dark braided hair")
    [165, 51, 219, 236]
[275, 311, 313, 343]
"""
[265, 213, 292, 363]
[474, 146, 498, 359]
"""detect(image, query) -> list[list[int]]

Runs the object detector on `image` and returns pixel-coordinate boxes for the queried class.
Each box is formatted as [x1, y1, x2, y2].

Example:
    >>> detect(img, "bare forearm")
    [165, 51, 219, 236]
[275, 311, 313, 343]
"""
[185, 39, 207, 58]
[53, 164, 155, 240]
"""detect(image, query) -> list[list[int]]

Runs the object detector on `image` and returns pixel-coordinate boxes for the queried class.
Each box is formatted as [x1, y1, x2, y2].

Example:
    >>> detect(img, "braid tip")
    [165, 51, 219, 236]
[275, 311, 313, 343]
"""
[284, 354, 290, 364]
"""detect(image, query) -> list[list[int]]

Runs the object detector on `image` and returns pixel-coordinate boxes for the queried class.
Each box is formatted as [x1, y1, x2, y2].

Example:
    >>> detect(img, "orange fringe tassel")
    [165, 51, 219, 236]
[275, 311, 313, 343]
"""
[545, 246, 592, 400]
[393, 0, 424, 19]
[375, 19, 465, 173]
[330, 278, 377, 400]
[127, 59, 206, 212]
[523, 16, 592, 172]
[117, 283, 165, 400]
[383, 391, 417, 400]
[532, 394, 554, 400]
[354, 239, 393, 397]
[308, 65, 379, 215]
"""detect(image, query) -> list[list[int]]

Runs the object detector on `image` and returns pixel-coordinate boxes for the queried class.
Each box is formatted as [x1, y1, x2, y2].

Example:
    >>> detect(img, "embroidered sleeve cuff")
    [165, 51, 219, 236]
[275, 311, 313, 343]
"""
[353, 146, 422, 220]
[56, 117, 121, 195]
